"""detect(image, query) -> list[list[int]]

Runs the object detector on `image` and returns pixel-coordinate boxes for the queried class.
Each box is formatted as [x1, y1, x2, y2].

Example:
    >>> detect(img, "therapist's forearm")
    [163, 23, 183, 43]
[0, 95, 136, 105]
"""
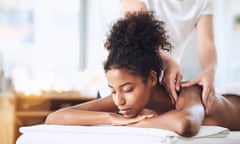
[196, 15, 217, 74]
[120, 0, 147, 14]
[198, 43, 217, 74]
[159, 52, 175, 66]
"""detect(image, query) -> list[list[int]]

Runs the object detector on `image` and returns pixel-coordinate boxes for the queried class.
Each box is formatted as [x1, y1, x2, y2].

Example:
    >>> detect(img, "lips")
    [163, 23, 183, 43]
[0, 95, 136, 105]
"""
[118, 108, 131, 115]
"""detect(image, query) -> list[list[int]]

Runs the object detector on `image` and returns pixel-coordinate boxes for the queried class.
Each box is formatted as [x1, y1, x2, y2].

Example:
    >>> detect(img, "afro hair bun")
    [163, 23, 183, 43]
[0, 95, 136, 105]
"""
[105, 11, 172, 53]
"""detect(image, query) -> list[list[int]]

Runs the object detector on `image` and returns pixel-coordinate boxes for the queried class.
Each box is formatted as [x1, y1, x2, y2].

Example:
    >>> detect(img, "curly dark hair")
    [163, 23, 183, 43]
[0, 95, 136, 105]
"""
[104, 11, 172, 83]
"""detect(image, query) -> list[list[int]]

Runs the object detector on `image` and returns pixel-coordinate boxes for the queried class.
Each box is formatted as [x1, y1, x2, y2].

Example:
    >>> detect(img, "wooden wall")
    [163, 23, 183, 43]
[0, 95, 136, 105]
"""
[0, 93, 15, 144]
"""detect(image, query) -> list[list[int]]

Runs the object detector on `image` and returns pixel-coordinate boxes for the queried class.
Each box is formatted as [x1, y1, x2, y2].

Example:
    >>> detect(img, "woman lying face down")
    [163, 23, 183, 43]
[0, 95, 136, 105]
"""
[45, 12, 240, 137]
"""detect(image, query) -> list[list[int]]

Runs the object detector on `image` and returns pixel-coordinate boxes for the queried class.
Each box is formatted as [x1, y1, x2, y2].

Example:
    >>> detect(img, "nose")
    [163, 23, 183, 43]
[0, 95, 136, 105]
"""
[115, 93, 126, 106]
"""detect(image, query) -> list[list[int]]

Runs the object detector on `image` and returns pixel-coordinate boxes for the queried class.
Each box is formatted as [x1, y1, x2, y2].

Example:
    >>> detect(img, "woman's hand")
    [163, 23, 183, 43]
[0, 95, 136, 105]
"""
[162, 57, 182, 104]
[109, 113, 147, 126]
[109, 109, 158, 126]
[139, 108, 159, 117]
[181, 69, 215, 114]
[126, 109, 158, 127]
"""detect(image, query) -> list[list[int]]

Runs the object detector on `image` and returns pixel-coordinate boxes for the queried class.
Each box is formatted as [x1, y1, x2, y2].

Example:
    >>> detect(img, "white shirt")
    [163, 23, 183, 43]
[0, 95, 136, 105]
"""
[139, 0, 213, 63]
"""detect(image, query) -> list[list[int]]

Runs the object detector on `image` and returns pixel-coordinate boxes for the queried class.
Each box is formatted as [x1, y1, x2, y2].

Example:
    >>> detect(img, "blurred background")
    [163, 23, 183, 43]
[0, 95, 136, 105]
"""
[0, 0, 240, 144]
[0, 0, 239, 94]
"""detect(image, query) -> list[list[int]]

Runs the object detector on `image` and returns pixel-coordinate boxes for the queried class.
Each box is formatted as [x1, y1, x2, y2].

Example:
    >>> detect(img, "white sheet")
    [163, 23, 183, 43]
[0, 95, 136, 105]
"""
[16, 124, 240, 144]
[216, 82, 240, 95]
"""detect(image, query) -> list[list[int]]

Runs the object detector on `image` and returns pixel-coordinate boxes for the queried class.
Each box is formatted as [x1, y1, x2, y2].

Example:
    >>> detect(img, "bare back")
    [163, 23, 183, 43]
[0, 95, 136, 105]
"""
[203, 94, 240, 130]
[148, 85, 240, 131]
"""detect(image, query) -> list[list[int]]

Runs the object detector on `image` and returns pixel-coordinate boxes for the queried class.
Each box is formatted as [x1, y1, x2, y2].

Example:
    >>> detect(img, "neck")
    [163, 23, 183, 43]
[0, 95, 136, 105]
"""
[146, 84, 174, 114]
[153, 84, 171, 101]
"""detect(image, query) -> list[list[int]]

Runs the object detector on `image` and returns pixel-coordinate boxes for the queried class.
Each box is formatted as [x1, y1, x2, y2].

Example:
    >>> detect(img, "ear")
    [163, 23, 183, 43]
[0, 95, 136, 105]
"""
[148, 70, 158, 87]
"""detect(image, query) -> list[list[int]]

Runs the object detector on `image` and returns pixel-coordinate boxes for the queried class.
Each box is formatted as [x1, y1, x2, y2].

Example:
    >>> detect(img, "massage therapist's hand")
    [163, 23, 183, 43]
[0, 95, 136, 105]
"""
[162, 58, 182, 104]
[181, 69, 215, 114]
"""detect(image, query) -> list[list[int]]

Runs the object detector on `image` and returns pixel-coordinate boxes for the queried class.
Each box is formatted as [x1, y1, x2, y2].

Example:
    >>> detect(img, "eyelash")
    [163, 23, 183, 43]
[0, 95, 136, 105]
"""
[111, 88, 133, 95]
[124, 88, 133, 93]
[111, 91, 116, 95]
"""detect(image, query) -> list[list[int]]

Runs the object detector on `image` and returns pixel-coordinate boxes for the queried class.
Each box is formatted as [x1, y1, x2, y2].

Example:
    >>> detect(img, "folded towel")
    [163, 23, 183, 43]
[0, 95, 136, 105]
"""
[19, 125, 229, 144]
[181, 126, 229, 139]
[19, 125, 178, 144]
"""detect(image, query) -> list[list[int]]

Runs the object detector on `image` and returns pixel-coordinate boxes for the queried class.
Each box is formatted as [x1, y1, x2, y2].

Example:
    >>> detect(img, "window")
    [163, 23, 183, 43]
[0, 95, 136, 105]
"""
[0, 0, 83, 93]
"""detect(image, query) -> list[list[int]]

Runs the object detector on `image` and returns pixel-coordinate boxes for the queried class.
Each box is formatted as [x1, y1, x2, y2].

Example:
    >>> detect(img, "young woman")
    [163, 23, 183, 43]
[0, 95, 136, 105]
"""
[45, 12, 240, 137]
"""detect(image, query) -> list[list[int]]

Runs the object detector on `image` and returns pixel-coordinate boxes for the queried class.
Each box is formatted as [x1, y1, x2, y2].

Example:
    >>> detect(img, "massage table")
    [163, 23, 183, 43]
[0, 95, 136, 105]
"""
[16, 84, 240, 144]
[16, 124, 240, 144]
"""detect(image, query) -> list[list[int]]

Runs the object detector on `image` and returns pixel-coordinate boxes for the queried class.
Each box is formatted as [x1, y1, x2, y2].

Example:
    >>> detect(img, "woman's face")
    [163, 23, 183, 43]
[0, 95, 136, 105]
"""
[106, 68, 153, 118]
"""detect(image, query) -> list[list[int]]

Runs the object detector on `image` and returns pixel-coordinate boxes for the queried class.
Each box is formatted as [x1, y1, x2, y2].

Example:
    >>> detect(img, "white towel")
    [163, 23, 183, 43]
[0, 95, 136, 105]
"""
[180, 126, 229, 139]
[18, 125, 229, 144]
[216, 82, 240, 95]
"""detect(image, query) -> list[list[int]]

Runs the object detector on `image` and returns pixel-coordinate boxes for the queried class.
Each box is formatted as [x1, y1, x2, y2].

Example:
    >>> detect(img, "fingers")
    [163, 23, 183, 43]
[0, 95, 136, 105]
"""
[140, 108, 158, 116]
[145, 114, 155, 119]
[201, 85, 209, 114]
[162, 75, 180, 104]
[180, 72, 215, 115]
[202, 86, 215, 115]
[181, 78, 198, 87]
[169, 80, 177, 104]
[170, 87, 178, 104]
[164, 79, 177, 104]
[136, 115, 148, 121]
[168, 73, 182, 103]
[206, 90, 213, 114]
[129, 114, 152, 124]
[175, 73, 182, 91]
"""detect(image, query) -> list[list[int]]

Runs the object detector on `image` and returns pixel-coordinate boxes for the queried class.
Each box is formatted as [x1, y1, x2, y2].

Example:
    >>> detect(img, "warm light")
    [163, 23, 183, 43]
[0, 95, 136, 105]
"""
[11, 65, 101, 97]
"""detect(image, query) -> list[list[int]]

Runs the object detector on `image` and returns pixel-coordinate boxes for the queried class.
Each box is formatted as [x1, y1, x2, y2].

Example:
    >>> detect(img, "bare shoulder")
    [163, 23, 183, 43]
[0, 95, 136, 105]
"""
[176, 85, 202, 110]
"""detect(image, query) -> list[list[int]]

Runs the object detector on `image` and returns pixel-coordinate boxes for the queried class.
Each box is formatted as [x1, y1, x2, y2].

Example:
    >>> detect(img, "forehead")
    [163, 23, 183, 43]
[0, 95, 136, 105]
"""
[106, 69, 142, 85]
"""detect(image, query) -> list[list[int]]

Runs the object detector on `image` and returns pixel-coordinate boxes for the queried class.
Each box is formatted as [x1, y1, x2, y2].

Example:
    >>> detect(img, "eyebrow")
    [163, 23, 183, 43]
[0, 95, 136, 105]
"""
[108, 82, 133, 89]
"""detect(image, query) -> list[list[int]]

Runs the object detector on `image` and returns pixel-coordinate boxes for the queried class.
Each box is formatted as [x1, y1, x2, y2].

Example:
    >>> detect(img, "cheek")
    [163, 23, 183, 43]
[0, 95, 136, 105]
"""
[112, 94, 118, 105]
[132, 89, 151, 107]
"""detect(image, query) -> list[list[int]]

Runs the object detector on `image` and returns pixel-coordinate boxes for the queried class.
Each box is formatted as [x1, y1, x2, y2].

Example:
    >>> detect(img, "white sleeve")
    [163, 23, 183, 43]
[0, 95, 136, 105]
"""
[138, 0, 147, 2]
[201, 0, 214, 15]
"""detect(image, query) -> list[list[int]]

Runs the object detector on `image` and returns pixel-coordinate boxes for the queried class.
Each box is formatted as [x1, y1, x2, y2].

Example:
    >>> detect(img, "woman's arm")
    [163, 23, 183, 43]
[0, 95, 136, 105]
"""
[45, 96, 147, 126]
[182, 15, 217, 113]
[130, 85, 205, 137]
[120, 0, 147, 16]
[196, 15, 217, 76]
[45, 96, 117, 125]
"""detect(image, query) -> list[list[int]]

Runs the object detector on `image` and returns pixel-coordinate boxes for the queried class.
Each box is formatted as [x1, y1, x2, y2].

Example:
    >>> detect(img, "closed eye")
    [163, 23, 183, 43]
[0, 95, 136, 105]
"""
[124, 88, 134, 93]
[110, 91, 116, 96]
